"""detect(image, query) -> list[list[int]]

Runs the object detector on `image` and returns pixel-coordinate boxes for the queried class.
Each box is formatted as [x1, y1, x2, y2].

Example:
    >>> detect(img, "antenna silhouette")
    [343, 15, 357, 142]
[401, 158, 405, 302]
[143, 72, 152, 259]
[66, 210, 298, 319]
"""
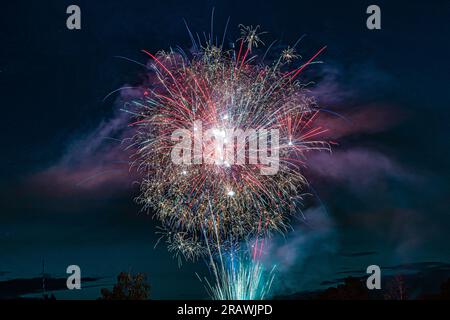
[42, 258, 46, 296]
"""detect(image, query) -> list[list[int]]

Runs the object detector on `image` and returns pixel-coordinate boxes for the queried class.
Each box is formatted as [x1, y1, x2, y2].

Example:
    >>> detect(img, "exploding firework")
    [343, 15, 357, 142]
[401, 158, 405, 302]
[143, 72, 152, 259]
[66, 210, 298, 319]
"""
[125, 22, 330, 299]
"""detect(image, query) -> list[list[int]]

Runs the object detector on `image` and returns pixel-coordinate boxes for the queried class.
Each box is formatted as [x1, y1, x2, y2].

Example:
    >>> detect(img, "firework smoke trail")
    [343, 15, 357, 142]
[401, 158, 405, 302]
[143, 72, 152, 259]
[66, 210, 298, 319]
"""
[125, 21, 330, 299]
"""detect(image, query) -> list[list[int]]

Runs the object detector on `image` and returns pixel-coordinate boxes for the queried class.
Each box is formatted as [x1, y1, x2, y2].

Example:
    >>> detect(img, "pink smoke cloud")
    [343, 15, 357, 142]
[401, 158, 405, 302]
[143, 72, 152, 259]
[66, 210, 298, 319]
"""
[27, 87, 145, 198]
[306, 148, 417, 189]
[315, 104, 402, 140]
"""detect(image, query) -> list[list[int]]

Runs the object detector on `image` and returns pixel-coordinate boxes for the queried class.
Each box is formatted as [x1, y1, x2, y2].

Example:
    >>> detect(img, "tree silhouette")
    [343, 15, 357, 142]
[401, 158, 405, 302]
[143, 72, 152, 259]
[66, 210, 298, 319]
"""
[318, 277, 369, 300]
[384, 275, 408, 300]
[100, 272, 150, 300]
[423, 277, 450, 300]
[439, 278, 450, 298]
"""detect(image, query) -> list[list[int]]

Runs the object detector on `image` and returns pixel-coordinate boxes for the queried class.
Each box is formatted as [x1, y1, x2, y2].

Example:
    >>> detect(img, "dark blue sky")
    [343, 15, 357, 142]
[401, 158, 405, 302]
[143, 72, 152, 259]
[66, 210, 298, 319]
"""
[1, 0, 449, 299]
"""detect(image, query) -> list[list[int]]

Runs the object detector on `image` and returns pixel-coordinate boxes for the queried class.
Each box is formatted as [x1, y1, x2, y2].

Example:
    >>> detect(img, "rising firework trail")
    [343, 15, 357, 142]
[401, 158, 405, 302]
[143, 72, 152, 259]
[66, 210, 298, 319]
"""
[124, 19, 330, 299]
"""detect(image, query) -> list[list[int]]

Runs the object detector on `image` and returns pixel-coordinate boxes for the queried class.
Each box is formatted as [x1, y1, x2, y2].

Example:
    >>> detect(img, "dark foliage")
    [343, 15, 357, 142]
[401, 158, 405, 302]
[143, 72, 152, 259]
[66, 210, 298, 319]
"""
[100, 272, 150, 300]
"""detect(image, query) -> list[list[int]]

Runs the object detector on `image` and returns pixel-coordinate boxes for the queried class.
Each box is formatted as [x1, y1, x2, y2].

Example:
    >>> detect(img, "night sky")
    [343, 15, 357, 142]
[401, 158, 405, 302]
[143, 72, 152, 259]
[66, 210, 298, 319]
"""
[1, 0, 450, 299]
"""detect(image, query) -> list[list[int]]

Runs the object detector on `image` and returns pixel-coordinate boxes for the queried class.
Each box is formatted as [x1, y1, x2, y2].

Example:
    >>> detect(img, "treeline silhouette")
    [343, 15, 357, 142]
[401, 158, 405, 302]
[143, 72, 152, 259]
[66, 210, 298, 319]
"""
[95, 272, 450, 300]
[32, 272, 450, 300]
[316, 276, 450, 300]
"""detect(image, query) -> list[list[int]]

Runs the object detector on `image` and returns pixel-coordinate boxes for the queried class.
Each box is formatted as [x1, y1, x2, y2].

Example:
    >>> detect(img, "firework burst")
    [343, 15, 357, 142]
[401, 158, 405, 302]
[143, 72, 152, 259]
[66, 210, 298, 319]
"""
[125, 23, 330, 299]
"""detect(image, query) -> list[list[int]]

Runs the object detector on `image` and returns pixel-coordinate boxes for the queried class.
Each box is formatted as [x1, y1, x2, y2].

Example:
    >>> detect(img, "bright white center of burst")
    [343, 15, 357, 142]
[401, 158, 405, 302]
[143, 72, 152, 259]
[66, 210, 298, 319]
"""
[181, 170, 187, 175]
[227, 190, 235, 197]
[212, 128, 226, 138]
[288, 141, 293, 146]
[211, 128, 230, 165]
